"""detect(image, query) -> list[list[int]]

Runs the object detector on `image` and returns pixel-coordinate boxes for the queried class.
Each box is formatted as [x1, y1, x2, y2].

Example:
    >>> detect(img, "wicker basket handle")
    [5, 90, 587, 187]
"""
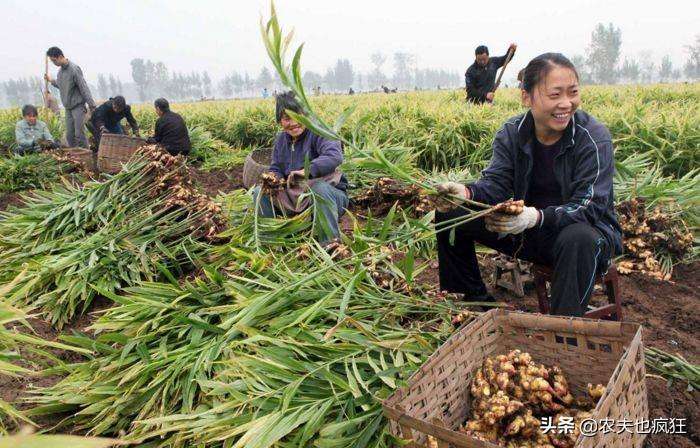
[502, 312, 627, 337]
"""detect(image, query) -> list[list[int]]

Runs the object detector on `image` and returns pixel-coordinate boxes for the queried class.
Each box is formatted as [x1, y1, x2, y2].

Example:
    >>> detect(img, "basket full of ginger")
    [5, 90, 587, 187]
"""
[382, 310, 648, 448]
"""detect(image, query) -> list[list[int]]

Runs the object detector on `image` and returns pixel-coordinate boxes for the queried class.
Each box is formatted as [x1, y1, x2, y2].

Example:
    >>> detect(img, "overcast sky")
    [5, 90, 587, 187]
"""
[1, 0, 697, 83]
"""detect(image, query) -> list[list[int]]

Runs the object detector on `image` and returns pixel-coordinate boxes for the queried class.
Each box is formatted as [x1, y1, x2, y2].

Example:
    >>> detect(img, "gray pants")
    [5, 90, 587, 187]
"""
[252, 181, 349, 244]
[65, 105, 88, 148]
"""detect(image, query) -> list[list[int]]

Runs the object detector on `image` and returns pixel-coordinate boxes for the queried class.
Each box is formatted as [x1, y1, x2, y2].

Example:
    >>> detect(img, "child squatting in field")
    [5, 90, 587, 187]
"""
[437, 53, 623, 317]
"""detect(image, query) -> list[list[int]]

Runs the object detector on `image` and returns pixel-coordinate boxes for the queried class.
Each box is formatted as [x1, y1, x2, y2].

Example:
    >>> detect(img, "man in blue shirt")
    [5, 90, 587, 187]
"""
[14, 105, 56, 154]
[252, 91, 348, 244]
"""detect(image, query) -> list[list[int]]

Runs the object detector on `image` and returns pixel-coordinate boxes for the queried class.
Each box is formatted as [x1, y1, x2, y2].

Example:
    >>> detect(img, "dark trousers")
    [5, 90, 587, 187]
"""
[466, 93, 486, 104]
[436, 208, 611, 317]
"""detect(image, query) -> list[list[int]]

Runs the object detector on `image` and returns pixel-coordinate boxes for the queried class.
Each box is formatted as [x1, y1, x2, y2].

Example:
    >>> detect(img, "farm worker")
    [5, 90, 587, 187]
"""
[14, 104, 57, 154]
[436, 53, 622, 317]
[88, 96, 140, 150]
[465, 43, 517, 104]
[146, 98, 191, 156]
[252, 91, 349, 244]
[44, 47, 96, 148]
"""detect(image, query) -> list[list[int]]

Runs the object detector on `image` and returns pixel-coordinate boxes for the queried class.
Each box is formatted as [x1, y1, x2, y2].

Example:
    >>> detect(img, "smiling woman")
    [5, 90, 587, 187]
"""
[435, 52, 623, 317]
[520, 52, 581, 145]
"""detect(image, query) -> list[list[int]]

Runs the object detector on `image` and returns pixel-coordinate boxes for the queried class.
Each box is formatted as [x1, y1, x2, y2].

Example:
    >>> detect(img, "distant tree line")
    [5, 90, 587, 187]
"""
[129, 59, 213, 102]
[570, 25, 699, 85]
[300, 52, 462, 92]
[2, 34, 699, 108]
[96, 74, 125, 100]
[1, 77, 45, 107]
[218, 52, 462, 98]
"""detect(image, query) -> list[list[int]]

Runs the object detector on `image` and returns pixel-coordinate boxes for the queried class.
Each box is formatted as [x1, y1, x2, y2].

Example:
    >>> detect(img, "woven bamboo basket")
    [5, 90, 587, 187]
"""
[61, 147, 96, 172]
[383, 310, 648, 448]
[242, 147, 274, 189]
[97, 134, 147, 173]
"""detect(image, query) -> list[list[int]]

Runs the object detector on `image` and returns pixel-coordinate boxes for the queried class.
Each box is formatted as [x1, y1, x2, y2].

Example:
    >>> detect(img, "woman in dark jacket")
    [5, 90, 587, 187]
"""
[436, 53, 622, 317]
[88, 95, 140, 149]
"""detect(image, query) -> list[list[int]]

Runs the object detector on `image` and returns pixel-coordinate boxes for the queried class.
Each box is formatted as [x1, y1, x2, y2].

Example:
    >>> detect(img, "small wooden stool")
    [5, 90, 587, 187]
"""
[532, 263, 623, 320]
[491, 255, 531, 297]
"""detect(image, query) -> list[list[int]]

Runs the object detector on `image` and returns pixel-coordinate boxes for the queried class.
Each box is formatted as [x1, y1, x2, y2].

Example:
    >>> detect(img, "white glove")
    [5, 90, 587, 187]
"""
[485, 206, 541, 235]
[435, 182, 469, 212]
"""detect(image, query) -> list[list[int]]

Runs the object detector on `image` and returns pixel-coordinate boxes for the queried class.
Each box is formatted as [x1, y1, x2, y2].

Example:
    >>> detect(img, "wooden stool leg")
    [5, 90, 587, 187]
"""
[431, 418, 449, 448]
[533, 272, 550, 314]
[511, 267, 524, 297]
[492, 265, 502, 289]
[606, 269, 623, 321]
[396, 405, 417, 448]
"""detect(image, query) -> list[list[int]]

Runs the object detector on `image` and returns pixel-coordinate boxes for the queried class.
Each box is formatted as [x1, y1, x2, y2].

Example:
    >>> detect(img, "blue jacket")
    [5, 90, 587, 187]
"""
[468, 110, 623, 254]
[269, 129, 347, 191]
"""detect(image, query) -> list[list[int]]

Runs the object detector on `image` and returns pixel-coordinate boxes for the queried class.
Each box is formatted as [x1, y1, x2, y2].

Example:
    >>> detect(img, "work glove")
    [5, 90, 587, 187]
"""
[435, 181, 469, 212]
[287, 169, 306, 189]
[485, 206, 540, 235]
[100, 126, 109, 134]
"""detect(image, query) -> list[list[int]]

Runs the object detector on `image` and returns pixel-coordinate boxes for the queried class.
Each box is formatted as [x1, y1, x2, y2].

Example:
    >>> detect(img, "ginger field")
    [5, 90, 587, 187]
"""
[0, 82, 698, 448]
[2, 83, 698, 226]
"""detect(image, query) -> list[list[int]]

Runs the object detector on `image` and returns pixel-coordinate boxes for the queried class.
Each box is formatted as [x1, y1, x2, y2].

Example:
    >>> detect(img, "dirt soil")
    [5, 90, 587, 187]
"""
[188, 165, 245, 197]
[645, 377, 699, 448]
[0, 191, 26, 211]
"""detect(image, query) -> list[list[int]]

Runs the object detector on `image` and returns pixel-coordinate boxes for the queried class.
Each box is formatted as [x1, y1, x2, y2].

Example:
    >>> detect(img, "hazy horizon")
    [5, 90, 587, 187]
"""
[1, 0, 698, 84]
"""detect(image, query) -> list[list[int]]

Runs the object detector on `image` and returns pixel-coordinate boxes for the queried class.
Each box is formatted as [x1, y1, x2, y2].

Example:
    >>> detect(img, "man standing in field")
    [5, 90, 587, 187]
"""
[45, 47, 96, 148]
[147, 98, 191, 156]
[465, 43, 517, 104]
